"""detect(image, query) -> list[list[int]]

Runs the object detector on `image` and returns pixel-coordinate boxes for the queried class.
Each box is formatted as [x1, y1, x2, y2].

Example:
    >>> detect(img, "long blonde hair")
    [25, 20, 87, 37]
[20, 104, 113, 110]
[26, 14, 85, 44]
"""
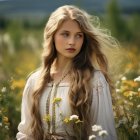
[30, 5, 119, 140]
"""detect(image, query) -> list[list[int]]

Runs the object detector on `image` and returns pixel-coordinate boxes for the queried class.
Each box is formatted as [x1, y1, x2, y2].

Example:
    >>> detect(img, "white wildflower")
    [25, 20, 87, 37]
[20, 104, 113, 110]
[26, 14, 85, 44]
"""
[121, 76, 127, 81]
[134, 76, 140, 82]
[5, 126, 9, 130]
[137, 104, 140, 108]
[116, 89, 120, 93]
[124, 100, 128, 104]
[92, 125, 102, 132]
[98, 130, 108, 137]
[138, 88, 140, 92]
[1, 87, 7, 93]
[116, 80, 120, 85]
[89, 135, 96, 140]
[69, 115, 79, 121]
[122, 117, 128, 124]
[0, 123, 2, 127]
[118, 117, 127, 125]
[132, 124, 138, 129]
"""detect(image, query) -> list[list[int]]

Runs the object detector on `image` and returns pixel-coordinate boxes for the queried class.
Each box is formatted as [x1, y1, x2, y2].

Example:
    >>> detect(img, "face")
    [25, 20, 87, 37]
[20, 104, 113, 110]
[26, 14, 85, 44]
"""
[54, 19, 84, 60]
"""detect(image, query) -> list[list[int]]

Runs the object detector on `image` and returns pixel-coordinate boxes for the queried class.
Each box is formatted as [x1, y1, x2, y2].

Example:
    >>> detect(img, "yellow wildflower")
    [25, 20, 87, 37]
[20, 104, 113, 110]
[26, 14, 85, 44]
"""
[75, 120, 83, 124]
[11, 79, 25, 89]
[64, 118, 70, 123]
[120, 85, 129, 92]
[122, 80, 139, 88]
[53, 98, 62, 104]
[3, 117, 8, 123]
[123, 91, 131, 97]
[15, 68, 23, 75]
[123, 91, 137, 97]
[43, 114, 51, 122]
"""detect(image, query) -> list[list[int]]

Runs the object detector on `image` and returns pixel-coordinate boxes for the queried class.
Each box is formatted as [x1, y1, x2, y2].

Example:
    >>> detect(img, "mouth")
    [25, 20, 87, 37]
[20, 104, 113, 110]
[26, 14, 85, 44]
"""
[66, 48, 76, 52]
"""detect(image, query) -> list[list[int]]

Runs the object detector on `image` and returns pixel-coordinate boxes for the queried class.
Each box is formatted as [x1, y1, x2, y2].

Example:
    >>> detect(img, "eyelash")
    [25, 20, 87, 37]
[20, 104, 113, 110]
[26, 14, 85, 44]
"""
[76, 34, 83, 38]
[61, 33, 69, 37]
[61, 33, 83, 38]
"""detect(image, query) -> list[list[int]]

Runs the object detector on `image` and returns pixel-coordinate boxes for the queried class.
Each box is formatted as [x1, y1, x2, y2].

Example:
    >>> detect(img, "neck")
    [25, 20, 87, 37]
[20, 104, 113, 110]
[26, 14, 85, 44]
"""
[50, 57, 72, 84]
[51, 57, 72, 75]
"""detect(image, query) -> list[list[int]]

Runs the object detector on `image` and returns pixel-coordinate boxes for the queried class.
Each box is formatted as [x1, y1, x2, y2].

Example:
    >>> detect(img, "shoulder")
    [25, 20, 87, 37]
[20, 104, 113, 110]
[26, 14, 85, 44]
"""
[92, 70, 108, 87]
[92, 70, 106, 82]
[26, 69, 41, 86]
[22, 70, 41, 97]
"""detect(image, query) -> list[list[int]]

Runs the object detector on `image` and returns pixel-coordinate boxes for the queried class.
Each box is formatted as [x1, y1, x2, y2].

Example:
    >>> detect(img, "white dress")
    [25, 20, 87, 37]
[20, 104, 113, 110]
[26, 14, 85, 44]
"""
[16, 70, 117, 140]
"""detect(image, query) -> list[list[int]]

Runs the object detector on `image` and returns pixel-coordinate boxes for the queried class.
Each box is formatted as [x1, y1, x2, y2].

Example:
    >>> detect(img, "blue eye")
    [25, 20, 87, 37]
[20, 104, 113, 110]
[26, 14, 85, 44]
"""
[76, 34, 83, 39]
[61, 32, 69, 37]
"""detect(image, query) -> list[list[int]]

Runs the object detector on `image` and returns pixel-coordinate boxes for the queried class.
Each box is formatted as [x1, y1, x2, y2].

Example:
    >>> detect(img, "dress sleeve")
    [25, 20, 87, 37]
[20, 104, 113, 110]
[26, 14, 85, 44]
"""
[90, 71, 117, 140]
[16, 75, 34, 140]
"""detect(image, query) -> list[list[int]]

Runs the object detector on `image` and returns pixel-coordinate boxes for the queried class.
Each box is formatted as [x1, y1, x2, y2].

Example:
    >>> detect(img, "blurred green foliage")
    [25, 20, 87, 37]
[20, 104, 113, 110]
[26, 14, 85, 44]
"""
[106, 0, 140, 45]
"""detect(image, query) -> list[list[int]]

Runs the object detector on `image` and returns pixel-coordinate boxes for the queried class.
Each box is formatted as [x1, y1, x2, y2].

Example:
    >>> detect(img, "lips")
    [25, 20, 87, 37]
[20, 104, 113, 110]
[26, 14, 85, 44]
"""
[66, 48, 76, 52]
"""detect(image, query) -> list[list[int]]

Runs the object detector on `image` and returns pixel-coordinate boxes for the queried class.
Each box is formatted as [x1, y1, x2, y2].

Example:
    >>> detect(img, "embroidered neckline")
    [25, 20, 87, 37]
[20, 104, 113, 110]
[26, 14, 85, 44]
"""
[45, 71, 70, 133]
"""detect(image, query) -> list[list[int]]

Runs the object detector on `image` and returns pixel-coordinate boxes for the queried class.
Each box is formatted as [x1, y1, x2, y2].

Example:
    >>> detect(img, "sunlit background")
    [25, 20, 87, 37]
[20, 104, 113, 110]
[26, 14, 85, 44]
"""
[0, 0, 140, 140]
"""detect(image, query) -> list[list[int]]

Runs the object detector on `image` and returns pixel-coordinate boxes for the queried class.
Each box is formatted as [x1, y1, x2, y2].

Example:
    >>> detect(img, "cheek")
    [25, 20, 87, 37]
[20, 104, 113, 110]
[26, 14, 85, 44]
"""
[54, 37, 59, 46]
[54, 36, 65, 46]
[78, 40, 84, 49]
[54, 36, 66, 52]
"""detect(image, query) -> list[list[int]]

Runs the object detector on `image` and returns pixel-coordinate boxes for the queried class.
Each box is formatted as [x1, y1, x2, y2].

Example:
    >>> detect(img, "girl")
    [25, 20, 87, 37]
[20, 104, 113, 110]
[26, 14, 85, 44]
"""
[17, 5, 117, 140]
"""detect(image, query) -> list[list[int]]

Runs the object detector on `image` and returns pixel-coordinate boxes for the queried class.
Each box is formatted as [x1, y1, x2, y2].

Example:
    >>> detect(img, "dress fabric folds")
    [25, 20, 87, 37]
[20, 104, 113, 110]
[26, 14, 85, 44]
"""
[16, 70, 117, 140]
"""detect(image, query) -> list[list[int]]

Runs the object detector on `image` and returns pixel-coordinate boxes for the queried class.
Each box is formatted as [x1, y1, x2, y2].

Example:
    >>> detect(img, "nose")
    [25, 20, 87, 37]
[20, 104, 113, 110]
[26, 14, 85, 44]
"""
[68, 36, 75, 45]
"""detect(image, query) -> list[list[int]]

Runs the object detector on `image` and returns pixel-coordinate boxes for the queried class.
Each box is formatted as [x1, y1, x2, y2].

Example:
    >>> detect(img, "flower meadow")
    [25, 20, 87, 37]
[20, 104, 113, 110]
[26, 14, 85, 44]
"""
[0, 31, 140, 140]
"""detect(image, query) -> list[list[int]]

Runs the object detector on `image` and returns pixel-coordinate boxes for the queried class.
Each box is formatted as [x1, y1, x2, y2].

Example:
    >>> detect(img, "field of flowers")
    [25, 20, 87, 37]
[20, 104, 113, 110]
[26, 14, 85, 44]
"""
[0, 30, 140, 140]
[0, 30, 42, 140]
[113, 46, 140, 140]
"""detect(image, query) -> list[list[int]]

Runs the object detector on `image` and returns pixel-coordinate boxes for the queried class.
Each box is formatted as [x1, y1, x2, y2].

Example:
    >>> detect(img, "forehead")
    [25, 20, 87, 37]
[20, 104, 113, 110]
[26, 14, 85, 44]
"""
[57, 19, 82, 32]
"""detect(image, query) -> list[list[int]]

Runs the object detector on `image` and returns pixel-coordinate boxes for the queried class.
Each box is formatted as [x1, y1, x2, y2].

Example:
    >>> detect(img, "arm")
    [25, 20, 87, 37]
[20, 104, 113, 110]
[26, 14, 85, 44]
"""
[16, 75, 34, 140]
[90, 71, 117, 140]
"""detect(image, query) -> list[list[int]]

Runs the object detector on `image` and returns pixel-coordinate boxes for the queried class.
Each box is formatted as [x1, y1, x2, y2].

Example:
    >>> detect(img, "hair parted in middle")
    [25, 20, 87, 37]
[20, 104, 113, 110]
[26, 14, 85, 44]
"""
[30, 5, 118, 140]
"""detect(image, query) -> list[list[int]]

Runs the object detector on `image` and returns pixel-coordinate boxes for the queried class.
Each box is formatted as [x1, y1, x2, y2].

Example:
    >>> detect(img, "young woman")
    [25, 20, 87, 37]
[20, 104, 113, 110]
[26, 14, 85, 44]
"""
[16, 5, 118, 140]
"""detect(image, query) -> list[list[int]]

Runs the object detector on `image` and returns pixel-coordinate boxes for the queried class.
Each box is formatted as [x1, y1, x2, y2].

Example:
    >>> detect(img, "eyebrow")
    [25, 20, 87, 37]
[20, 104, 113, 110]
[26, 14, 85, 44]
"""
[61, 30, 83, 34]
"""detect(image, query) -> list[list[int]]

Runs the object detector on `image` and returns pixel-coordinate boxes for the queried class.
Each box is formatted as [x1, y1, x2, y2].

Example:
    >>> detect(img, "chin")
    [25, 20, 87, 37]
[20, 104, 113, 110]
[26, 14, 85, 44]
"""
[65, 55, 76, 59]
